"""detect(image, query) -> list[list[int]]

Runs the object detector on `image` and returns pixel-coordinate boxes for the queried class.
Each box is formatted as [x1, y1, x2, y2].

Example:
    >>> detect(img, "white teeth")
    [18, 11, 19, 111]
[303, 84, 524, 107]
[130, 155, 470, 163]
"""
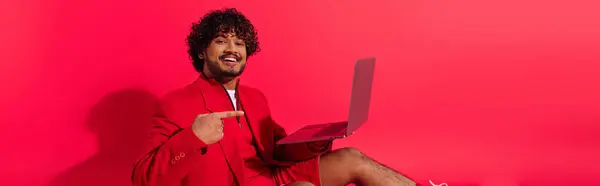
[224, 57, 237, 62]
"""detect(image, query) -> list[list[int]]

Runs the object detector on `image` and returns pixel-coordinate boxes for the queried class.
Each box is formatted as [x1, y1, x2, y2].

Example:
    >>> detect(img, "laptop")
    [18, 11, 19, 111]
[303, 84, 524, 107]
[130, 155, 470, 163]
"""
[276, 57, 376, 145]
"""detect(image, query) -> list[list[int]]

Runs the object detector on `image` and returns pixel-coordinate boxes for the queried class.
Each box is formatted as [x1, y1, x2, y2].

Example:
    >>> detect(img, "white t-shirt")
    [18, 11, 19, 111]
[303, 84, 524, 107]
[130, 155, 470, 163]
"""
[226, 90, 237, 110]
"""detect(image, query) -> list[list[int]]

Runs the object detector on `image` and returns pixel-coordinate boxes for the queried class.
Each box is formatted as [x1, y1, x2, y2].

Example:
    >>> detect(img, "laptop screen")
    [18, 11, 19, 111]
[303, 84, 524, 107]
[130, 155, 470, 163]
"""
[346, 57, 376, 136]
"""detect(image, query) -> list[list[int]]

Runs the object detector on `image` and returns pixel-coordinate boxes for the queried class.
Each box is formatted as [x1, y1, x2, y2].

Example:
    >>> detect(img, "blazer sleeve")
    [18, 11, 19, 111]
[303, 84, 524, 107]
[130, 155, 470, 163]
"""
[131, 101, 209, 186]
[256, 92, 333, 161]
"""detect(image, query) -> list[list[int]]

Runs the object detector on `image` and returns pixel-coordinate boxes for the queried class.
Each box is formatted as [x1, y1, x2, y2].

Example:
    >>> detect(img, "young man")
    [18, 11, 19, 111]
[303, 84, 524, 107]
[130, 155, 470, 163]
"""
[131, 8, 433, 186]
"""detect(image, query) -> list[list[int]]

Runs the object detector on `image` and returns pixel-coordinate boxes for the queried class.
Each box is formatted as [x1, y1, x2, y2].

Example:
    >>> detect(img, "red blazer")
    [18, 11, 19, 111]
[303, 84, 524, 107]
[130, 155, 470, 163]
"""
[132, 74, 332, 186]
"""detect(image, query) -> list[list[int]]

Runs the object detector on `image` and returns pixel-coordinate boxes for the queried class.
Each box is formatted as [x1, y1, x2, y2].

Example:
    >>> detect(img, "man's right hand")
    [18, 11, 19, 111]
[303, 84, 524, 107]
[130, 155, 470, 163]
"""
[192, 111, 245, 145]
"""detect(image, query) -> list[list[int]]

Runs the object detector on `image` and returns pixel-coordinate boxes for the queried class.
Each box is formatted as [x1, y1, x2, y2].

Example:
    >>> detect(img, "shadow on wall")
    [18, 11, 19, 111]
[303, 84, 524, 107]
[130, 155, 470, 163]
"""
[47, 88, 159, 186]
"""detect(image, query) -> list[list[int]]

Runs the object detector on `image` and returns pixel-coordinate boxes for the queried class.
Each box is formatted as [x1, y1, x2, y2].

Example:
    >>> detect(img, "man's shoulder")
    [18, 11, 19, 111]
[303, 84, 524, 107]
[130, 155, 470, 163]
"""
[238, 84, 266, 99]
[159, 82, 268, 105]
[160, 83, 202, 105]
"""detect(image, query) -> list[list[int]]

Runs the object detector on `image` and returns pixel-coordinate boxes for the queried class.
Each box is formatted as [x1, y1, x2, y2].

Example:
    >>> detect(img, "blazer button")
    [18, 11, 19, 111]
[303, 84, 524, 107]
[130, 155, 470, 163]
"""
[200, 147, 208, 155]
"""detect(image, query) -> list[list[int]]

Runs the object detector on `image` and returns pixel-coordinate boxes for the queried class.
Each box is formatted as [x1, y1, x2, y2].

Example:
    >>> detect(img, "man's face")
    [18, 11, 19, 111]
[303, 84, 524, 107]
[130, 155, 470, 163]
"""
[201, 32, 247, 78]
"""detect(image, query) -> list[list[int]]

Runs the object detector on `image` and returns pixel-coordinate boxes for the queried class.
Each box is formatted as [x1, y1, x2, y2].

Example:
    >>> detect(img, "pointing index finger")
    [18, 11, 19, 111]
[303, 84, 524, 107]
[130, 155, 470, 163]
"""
[211, 111, 245, 119]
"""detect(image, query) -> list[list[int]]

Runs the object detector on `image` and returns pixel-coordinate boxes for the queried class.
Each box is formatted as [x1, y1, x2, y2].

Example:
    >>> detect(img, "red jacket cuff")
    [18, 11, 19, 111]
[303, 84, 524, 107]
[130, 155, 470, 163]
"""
[164, 127, 208, 154]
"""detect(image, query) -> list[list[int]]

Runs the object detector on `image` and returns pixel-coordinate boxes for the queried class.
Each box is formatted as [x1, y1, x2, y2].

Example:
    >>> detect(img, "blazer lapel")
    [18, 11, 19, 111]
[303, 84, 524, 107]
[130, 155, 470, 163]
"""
[191, 75, 245, 185]
[192, 76, 231, 113]
[237, 87, 273, 163]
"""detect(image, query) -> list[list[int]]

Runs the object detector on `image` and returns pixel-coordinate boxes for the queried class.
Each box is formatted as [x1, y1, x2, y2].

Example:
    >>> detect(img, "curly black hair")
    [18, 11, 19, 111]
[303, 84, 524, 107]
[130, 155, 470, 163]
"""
[186, 8, 261, 73]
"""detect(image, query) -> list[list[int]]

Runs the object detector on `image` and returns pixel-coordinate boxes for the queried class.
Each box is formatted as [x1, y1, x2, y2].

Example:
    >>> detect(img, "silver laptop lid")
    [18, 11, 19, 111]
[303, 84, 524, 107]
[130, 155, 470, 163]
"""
[346, 57, 376, 136]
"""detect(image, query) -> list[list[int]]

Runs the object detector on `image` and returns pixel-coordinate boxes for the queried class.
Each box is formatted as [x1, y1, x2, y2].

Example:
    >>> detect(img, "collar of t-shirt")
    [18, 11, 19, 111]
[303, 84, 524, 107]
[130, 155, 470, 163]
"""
[226, 89, 237, 110]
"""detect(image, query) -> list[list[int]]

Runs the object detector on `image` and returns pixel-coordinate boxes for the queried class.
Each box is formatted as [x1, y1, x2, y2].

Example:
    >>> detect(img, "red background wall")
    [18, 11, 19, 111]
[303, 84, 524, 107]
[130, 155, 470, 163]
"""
[1, 0, 599, 186]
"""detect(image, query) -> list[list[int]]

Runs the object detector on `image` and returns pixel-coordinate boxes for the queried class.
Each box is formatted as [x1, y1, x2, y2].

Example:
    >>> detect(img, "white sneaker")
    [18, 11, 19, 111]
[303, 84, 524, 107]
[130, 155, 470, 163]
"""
[429, 180, 448, 186]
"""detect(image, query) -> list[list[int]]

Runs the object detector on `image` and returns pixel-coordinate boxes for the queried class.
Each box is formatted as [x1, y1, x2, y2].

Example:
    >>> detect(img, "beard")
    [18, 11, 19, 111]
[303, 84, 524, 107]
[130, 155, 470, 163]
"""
[206, 60, 246, 78]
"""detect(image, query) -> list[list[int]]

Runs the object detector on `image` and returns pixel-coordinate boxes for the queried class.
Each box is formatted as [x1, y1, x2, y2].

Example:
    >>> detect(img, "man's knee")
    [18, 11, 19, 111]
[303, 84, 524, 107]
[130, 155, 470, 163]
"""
[335, 147, 364, 157]
[320, 147, 369, 179]
[327, 147, 366, 163]
[285, 181, 315, 186]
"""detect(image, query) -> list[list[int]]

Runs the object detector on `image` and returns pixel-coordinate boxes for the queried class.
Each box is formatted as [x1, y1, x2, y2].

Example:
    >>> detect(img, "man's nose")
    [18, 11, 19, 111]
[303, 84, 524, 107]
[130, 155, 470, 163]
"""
[224, 41, 237, 54]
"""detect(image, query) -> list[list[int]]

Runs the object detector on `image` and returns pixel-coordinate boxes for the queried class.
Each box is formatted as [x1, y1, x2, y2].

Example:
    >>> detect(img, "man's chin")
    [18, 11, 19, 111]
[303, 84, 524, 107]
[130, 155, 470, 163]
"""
[221, 73, 241, 78]
[221, 70, 242, 77]
[206, 63, 245, 78]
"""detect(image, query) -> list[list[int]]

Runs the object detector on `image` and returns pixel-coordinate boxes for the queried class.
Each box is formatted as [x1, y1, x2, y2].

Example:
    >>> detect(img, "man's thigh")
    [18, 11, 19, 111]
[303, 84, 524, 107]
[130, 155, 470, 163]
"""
[273, 157, 322, 186]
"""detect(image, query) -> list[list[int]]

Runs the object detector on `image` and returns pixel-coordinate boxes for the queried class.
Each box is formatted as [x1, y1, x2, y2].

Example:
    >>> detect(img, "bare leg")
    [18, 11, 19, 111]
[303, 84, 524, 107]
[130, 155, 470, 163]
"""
[319, 147, 416, 186]
[286, 181, 315, 186]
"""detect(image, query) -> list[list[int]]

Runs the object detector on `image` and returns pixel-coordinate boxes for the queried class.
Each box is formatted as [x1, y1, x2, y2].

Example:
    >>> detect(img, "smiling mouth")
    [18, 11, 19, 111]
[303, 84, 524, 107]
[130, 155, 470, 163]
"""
[220, 55, 240, 66]
[223, 57, 237, 62]
[221, 55, 239, 62]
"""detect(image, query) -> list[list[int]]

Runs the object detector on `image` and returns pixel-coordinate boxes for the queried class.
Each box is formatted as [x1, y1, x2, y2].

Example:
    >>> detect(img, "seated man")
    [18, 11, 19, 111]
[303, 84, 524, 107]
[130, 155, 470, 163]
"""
[131, 7, 437, 186]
